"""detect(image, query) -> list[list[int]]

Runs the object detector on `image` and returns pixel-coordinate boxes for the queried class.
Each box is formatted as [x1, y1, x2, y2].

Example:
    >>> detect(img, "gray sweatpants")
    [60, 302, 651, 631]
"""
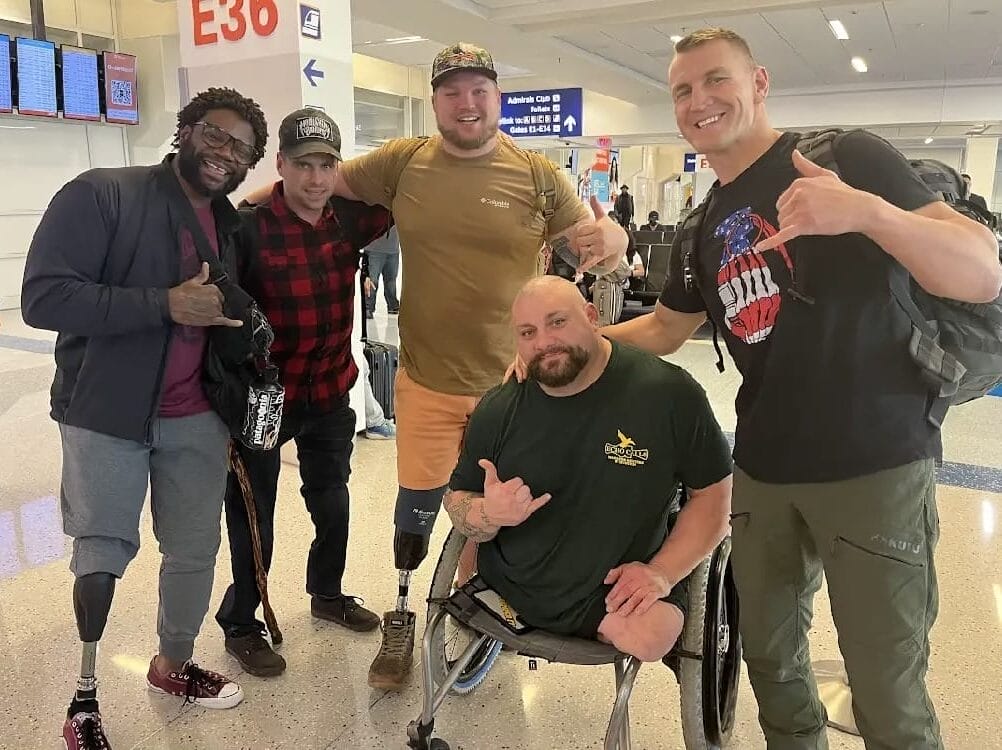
[60, 411, 229, 663]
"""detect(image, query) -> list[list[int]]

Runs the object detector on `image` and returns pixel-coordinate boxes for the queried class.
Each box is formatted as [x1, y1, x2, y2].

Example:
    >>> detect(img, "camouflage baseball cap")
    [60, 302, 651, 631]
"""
[431, 42, 498, 87]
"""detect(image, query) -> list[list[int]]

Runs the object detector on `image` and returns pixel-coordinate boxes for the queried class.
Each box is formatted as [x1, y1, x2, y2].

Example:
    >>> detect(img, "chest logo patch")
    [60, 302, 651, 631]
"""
[480, 197, 511, 209]
[605, 430, 649, 467]
[714, 207, 794, 345]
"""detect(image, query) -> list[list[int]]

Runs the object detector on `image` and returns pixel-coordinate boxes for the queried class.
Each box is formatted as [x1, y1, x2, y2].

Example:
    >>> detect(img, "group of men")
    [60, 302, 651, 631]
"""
[20, 26, 1000, 750]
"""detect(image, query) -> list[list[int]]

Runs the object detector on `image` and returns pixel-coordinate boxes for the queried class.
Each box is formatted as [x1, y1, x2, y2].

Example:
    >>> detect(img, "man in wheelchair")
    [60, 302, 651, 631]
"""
[443, 276, 733, 663]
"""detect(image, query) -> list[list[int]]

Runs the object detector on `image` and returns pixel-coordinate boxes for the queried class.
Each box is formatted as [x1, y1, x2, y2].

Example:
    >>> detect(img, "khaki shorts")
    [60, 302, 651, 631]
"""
[395, 368, 480, 490]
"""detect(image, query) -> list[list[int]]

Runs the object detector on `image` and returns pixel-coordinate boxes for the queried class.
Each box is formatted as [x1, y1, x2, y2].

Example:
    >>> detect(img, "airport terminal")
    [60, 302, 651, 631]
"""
[0, 1, 1001, 748]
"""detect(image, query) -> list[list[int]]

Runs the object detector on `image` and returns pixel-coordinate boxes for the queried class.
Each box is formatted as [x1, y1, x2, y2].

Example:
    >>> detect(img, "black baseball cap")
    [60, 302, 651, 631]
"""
[278, 108, 342, 160]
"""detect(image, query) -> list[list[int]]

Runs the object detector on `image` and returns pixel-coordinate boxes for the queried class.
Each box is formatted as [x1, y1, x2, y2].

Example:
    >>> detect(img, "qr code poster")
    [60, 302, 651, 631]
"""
[103, 52, 138, 124]
[110, 79, 133, 107]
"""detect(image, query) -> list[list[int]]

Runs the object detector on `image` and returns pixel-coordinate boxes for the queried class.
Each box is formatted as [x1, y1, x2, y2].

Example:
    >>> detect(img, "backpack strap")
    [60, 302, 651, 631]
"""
[525, 149, 556, 225]
[677, 197, 727, 373]
[796, 129, 843, 175]
[236, 205, 262, 283]
[385, 137, 430, 205]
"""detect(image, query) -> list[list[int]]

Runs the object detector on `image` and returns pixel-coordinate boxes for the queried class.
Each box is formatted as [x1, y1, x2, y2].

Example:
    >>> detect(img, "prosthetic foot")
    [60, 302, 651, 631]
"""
[368, 529, 431, 689]
[64, 573, 116, 749]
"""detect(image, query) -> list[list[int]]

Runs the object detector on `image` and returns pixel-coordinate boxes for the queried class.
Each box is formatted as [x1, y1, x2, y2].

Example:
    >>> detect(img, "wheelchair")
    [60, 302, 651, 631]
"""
[406, 525, 742, 750]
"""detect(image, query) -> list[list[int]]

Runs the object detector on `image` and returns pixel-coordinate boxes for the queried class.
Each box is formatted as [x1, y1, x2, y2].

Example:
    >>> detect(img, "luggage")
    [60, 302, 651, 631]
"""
[364, 340, 398, 419]
[593, 277, 624, 326]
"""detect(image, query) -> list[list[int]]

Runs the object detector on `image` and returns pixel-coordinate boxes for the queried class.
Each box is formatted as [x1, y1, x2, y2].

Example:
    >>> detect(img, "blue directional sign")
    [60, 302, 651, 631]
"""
[303, 58, 324, 87]
[500, 88, 582, 138]
[683, 153, 697, 172]
[300, 4, 321, 39]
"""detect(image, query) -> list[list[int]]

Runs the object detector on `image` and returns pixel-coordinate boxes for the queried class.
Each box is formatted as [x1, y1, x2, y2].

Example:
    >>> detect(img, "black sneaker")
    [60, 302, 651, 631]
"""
[225, 632, 287, 677]
[63, 700, 111, 750]
[311, 595, 380, 632]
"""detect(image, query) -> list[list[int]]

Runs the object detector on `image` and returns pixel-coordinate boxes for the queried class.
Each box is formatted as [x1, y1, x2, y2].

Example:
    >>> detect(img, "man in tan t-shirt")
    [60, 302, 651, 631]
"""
[333, 42, 628, 689]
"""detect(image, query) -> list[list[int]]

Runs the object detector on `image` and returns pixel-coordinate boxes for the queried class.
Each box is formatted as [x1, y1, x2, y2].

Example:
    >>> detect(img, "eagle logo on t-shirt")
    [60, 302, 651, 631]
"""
[714, 207, 794, 345]
[605, 430, 648, 467]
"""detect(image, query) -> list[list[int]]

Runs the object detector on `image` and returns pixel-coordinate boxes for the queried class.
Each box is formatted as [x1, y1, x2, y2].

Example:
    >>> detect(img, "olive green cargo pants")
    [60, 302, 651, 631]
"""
[730, 459, 943, 750]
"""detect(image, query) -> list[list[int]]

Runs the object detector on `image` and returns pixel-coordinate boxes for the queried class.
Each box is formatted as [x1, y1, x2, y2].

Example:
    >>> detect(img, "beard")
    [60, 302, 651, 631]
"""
[527, 345, 591, 388]
[176, 141, 247, 199]
[437, 111, 500, 151]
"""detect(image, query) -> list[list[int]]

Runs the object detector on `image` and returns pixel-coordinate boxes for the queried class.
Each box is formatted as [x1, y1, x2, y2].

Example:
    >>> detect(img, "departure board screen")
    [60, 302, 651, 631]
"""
[16, 38, 56, 117]
[61, 45, 100, 121]
[0, 35, 11, 113]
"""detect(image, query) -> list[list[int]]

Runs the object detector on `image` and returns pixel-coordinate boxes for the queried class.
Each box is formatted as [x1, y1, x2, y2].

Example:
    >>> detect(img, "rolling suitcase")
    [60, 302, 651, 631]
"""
[364, 340, 398, 420]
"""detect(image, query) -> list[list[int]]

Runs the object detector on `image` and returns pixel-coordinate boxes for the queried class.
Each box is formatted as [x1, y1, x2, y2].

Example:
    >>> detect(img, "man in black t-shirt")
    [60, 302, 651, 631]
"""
[445, 276, 732, 663]
[603, 27, 1001, 750]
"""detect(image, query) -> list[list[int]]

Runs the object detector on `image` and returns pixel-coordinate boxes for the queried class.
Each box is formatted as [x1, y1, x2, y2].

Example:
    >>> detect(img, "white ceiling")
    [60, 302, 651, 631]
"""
[351, 0, 1002, 141]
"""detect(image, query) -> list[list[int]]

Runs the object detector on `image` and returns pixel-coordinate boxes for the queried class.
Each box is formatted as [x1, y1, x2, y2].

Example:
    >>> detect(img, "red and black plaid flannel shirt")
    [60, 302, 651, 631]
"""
[249, 182, 390, 412]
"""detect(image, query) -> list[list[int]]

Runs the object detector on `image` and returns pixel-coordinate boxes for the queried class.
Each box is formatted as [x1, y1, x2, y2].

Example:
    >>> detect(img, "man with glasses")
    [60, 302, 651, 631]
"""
[22, 87, 268, 750]
[215, 108, 391, 677]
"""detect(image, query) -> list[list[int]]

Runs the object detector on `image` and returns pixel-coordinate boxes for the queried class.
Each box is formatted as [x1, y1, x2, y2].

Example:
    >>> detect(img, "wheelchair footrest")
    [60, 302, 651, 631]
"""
[441, 579, 625, 666]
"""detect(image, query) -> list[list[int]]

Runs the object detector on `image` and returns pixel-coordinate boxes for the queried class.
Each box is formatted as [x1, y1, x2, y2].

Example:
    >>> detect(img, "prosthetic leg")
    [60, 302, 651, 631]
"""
[64, 573, 115, 749]
[368, 487, 444, 690]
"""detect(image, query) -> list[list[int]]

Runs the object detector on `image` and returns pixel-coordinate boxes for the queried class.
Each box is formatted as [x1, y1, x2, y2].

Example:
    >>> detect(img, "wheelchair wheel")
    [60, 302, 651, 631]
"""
[426, 528, 503, 695]
[679, 538, 742, 749]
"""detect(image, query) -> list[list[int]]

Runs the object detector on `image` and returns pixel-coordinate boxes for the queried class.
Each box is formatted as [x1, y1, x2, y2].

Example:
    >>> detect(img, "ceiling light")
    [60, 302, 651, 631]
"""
[828, 20, 849, 40]
[383, 35, 426, 44]
[924, 137, 934, 144]
[851, 56, 868, 73]
[670, 35, 683, 44]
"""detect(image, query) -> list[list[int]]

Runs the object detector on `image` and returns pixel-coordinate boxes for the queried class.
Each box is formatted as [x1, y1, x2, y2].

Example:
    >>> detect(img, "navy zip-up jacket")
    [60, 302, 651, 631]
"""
[21, 154, 243, 445]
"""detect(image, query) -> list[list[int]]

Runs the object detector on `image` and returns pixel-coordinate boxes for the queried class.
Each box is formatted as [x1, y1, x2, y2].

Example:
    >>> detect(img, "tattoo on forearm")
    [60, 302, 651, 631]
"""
[444, 489, 494, 541]
[550, 235, 574, 260]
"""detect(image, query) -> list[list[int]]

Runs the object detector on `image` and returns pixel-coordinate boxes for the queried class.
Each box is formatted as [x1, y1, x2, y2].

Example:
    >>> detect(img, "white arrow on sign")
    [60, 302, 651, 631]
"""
[563, 115, 577, 131]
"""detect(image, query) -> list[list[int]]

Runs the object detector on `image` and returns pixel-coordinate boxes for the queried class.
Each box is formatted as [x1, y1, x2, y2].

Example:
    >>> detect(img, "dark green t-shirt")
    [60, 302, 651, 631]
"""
[450, 341, 733, 635]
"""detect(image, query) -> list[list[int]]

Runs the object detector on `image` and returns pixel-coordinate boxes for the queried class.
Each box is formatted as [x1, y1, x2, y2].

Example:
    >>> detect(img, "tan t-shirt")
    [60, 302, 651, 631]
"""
[342, 135, 589, 395]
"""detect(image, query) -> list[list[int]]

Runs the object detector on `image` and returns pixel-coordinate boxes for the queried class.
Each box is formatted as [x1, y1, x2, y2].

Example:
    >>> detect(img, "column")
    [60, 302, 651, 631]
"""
[177, 0, 366, 433]
[964, 136, 998, 210]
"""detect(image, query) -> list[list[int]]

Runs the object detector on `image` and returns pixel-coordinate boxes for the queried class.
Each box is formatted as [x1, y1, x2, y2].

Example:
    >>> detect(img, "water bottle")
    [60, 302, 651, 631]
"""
[240, 365, 284, 451]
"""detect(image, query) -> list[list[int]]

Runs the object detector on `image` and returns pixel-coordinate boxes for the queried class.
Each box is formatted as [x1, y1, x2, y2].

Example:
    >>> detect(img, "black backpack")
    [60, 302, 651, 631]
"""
[678, 129, 1002, 427]
[187, 207, 277, 442]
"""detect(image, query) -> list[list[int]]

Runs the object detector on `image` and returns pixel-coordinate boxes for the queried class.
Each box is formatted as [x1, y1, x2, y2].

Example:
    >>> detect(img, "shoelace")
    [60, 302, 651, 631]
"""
[379, 620, 411, 657]
[181, 663, 225, 704]
[75, 713, 109, 749]
[341, 595, 366, 613]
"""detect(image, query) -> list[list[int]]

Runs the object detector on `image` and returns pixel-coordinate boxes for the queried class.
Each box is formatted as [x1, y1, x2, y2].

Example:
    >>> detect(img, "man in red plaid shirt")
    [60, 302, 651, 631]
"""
[215, 108, 390, 677]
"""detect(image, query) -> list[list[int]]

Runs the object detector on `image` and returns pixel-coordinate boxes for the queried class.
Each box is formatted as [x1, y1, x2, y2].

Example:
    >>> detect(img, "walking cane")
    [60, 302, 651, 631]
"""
[228, 442, 283, 645]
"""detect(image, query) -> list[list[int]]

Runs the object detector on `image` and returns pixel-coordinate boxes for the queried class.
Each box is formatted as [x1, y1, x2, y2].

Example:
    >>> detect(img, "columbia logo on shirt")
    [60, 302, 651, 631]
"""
[480, 197, 511, 209]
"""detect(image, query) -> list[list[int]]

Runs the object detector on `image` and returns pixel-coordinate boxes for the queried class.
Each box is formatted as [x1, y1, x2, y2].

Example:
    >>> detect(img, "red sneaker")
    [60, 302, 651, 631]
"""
[146, 658, 243, 709]
[63, 706, 111, 749]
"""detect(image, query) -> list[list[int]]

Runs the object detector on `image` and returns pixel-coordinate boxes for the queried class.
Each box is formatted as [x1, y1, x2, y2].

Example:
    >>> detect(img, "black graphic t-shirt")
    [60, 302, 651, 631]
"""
[450, 342, 733, 635]
[660, 130, 941, 483]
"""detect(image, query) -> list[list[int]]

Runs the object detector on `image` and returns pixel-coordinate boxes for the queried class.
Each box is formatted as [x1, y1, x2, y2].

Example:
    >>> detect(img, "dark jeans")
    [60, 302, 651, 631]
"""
[366, 250, 400, 312]
[216, 398, 355, 638]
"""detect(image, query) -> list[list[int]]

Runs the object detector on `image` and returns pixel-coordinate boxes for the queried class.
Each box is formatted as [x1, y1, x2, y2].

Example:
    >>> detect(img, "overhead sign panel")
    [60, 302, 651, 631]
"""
[500, 87, 582, 138]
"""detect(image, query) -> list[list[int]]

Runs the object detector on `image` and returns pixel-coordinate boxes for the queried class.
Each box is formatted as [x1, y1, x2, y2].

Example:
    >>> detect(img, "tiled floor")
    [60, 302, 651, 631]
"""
[2, 305, 1000, 750]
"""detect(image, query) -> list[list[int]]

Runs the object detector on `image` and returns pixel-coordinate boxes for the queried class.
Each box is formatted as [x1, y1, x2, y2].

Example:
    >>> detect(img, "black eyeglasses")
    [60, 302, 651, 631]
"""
[195, 121, 257, 165]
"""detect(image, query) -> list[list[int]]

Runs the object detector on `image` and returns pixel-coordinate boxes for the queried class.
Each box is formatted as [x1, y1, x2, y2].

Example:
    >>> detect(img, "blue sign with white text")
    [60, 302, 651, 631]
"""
[684, 153, 697, 173]
[591, 171, 611, 203]
[500, 88, 582, 138]
[300, 5, 321, 39]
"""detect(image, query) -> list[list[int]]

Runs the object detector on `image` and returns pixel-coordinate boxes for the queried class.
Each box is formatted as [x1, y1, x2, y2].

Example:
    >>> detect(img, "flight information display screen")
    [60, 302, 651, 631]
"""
[61, 45, 100, 121]
[16, 38, 56, 117]
[0, 35, 12, 113]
